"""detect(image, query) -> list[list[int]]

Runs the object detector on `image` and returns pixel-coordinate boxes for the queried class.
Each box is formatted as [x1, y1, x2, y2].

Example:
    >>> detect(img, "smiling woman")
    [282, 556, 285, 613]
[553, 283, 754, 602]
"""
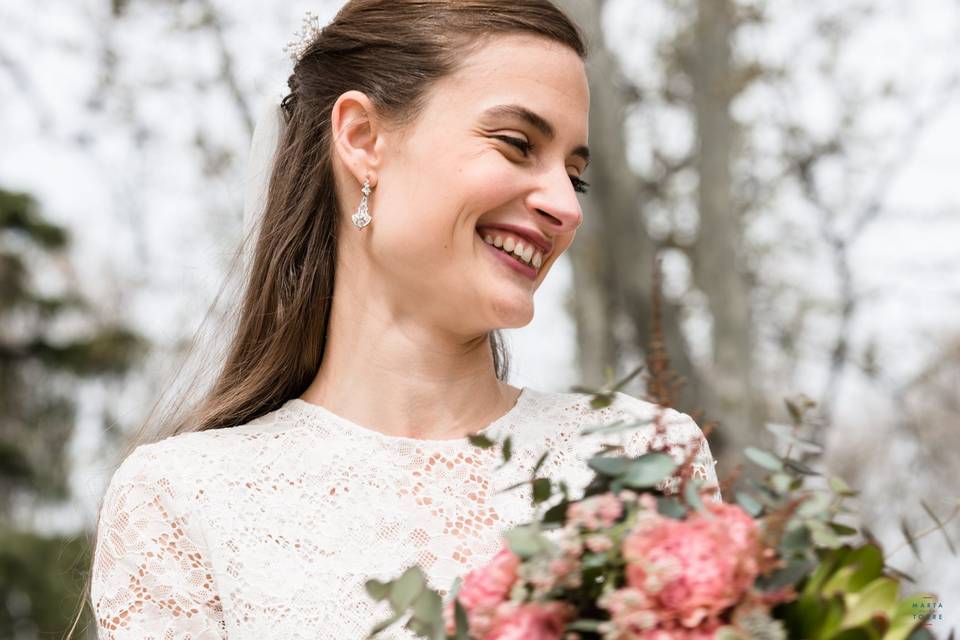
[80, 1, 719, 638]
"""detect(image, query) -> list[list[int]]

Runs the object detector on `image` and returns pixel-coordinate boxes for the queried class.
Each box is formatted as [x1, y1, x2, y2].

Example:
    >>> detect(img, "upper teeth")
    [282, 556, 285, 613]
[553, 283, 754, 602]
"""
[482, 233, 543, 269]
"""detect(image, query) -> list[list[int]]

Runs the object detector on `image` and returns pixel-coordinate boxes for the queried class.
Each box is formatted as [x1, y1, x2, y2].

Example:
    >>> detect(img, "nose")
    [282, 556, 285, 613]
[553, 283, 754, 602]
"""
[526, 165, 584, 233]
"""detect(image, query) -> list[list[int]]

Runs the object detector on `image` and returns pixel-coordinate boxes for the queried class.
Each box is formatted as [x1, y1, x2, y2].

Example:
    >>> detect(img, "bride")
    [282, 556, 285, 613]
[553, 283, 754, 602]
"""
[86, 1, 720, 638]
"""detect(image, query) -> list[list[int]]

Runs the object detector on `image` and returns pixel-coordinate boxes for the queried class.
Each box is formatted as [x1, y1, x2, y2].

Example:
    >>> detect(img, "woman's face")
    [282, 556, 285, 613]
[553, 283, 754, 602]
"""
[340, 34, 589, 334]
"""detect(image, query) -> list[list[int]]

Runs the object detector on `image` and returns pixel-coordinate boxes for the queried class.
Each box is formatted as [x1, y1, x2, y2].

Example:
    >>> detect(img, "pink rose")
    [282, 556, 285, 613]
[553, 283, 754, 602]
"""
[444, 548, 520, 637]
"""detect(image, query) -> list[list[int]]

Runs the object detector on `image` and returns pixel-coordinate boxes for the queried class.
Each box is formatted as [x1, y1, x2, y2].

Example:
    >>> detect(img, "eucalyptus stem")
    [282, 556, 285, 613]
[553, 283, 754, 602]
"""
[884, 504, 960, 560]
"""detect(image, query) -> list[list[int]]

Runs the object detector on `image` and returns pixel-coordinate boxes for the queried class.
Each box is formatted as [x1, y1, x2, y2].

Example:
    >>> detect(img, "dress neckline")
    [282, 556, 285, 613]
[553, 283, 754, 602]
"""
[282, 386, 532, 447]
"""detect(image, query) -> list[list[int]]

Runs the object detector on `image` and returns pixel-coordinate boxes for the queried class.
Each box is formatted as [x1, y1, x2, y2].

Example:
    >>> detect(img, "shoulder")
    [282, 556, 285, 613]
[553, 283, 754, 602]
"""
[105, 404, 301, 492]
[521, 386, 710, 457]
[521, 386, 699, 437]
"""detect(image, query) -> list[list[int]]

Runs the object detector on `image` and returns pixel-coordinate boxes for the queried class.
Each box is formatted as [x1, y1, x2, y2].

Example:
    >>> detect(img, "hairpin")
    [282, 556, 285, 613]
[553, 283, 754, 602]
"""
[283, 10, 323, 62]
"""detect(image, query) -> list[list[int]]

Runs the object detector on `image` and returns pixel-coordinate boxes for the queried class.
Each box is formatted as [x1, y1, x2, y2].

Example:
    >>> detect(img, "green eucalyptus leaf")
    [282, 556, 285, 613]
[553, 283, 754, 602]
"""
[759, 557, 816, 591]
[828, 521, 859, 537]
[797, 491, 833, 519]
[388, 566, 426, 613]
[657, 496, 688, 519]
[406, 590, 444, 639]
[807, 519, 843, 549]
[765, 422, 795, 439]
[789, 437, 823, 454]
[365, 578, 390, 601]
[543, 499, 569, 525]
[468, 433, 495, 449]
[503, 524, 553, 559]
[587, 456, 632, 477]
[532, 477, 552, 503]
[735, 491, 763, 517]
[744, 446, 783, 472]
[580, 553, 608, 569]
[501, 436, 512, 464]
[684, 479, 705, 513]
[829, 476, 858, 497]
[783, 457, 820, 476]
[590, 393, 615, 409]
[454, 599, 469, 640]
[765, 423, 823, 453]
[620, 453, 678, 488]
[771, 473, 793, 494]
[779, 522, 812, 554]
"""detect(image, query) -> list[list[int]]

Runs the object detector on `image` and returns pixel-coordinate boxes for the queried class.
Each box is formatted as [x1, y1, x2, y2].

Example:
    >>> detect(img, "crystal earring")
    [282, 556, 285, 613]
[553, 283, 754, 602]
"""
[352, 179, 372, 229]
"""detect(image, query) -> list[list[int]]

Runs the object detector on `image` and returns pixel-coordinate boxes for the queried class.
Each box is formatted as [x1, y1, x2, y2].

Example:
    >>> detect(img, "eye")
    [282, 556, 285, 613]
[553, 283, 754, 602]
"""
[493, 135, 590, 195]
[492, 134, 534, 157]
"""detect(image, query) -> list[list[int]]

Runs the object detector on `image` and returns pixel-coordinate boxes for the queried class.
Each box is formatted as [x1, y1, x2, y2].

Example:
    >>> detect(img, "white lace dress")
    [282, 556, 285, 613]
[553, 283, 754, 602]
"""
[90, 386, 720, 639]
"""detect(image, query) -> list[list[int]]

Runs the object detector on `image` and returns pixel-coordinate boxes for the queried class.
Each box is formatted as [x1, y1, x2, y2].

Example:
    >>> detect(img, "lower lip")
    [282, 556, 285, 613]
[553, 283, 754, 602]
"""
[478, 232, 539, 280]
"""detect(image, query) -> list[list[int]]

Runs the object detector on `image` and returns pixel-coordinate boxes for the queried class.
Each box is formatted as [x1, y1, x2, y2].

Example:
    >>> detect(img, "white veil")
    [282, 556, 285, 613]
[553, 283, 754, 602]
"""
[241, 95, 288, 265]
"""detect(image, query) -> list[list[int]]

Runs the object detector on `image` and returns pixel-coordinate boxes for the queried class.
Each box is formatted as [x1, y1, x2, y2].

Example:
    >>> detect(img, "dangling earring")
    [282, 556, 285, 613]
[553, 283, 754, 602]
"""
[352, 179, 372, 229]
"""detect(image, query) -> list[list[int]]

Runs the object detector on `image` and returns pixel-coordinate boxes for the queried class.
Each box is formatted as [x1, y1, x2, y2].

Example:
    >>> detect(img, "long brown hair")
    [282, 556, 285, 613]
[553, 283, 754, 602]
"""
[68, 1, 586, 636]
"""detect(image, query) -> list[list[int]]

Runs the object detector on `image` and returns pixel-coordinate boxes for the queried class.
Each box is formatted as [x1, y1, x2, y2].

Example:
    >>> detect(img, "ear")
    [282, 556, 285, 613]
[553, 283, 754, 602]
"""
[330, 90, 383, 188]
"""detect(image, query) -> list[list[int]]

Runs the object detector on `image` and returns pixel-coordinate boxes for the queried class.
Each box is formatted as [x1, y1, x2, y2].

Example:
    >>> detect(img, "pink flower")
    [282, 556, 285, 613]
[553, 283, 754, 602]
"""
[459, 548, 520, 610]
[566, 492, 625, 531]
[444, 548, 521, 637]
[485, 601, 574, 640]
[614, 500, 759, 629]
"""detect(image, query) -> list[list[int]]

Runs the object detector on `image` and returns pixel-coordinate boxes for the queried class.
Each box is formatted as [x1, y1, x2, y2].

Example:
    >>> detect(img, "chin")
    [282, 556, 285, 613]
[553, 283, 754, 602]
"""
[489, 292, 536, 329]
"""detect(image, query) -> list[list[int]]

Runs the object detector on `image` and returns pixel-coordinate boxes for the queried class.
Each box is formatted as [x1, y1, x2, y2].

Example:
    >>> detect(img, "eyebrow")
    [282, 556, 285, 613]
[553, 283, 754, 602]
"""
[481, 104, 591, 167]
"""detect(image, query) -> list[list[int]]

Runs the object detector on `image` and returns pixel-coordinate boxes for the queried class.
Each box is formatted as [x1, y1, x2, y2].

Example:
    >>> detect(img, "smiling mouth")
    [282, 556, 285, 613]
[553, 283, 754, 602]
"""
[476, 229, 542, 280]
[475, 229, 545, 269]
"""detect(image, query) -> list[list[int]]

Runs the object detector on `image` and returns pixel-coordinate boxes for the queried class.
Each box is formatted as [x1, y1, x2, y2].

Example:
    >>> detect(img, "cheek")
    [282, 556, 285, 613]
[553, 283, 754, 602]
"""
[414, 154, 521, 239]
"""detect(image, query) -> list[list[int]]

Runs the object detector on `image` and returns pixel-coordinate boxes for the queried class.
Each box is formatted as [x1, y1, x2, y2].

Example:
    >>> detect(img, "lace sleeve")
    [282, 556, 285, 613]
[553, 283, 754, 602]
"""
[613, 394, 723, 504]
[90, 443, 227, 639]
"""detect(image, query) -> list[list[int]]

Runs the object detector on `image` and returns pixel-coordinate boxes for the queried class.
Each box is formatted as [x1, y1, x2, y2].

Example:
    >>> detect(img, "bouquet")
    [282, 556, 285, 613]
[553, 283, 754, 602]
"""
[365, 374, 948, 640]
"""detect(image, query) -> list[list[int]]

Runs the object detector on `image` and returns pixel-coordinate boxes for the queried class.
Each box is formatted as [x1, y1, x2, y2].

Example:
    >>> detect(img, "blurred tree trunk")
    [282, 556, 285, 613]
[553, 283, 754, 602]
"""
[684, 0, 763, 462]
[557, 0, 707, 415]
[558, 0, 769, 465]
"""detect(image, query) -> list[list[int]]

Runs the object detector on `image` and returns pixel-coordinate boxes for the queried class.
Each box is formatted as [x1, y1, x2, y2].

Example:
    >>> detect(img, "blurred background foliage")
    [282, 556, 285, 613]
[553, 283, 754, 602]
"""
[0, 0, 958, 637]
[0, 187, 144, 636]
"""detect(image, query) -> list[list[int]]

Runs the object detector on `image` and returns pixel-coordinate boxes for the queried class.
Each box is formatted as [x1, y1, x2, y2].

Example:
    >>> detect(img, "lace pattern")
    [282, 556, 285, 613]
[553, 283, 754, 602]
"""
[91, 387, 720, 639]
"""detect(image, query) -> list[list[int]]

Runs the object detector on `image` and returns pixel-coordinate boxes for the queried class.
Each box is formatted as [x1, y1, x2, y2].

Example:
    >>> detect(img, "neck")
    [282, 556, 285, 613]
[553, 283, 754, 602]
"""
[300, 264, 520, 440]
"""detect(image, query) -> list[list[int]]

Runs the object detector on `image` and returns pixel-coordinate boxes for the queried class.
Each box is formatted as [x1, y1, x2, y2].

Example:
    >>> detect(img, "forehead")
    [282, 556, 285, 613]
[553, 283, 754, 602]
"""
[421, 34, 589, 141]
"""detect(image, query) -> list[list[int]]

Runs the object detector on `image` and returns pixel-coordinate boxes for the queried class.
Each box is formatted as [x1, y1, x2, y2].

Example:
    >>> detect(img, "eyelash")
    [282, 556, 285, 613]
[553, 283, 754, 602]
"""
[493, 135, 591, 195]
